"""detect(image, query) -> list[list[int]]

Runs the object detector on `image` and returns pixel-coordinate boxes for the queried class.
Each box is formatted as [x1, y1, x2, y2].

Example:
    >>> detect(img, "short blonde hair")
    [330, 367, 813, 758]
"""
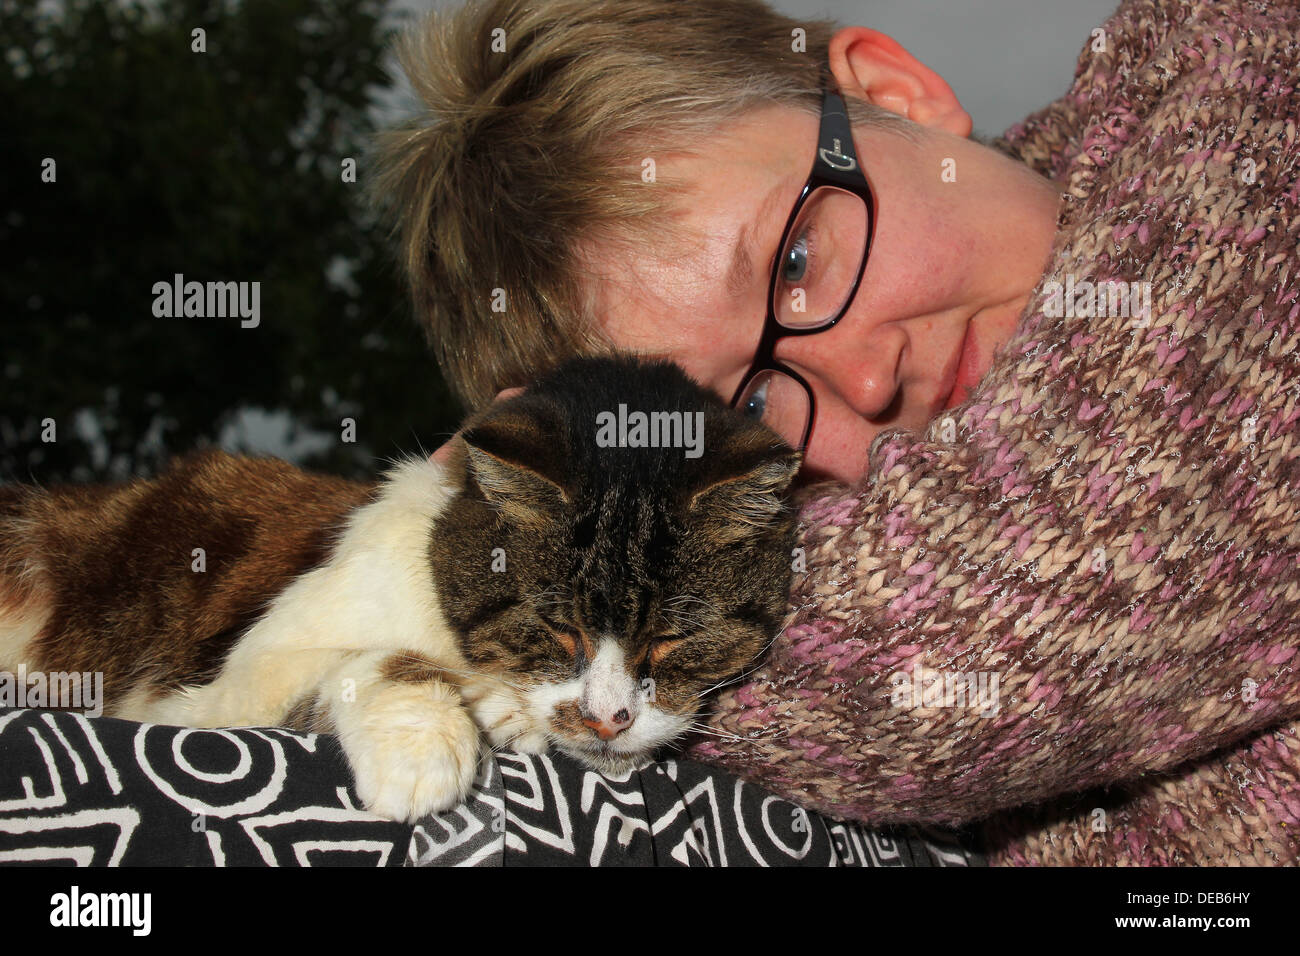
[372, 0, 911, 411]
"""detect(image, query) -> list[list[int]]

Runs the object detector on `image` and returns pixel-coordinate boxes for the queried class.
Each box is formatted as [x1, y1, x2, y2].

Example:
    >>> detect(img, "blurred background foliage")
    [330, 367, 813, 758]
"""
[1, 0, 459, 483]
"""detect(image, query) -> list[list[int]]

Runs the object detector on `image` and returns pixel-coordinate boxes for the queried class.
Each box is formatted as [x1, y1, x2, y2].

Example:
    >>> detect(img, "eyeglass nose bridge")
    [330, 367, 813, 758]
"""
[781, 362, 818, 452]
[731, 360, 818, 453]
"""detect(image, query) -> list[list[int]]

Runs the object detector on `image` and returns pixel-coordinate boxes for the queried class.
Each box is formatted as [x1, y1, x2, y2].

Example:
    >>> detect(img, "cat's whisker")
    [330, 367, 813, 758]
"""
[477, 741, 509, 772]
[691, 629, 792, 700]
[487, 726, 534, 755]
[666, 595, 721, 613]
[663, 594, 718, 632]
[683, 721, 799, 747]
[684, 715, 788, 738]
[665, 593, 712, 609]
[665, 611, 709, 632]
[266, 646, 532, 694]
[529, 590, 569, 613]
[693, 673, 750, 699]
[699, 740, 872, 789]
[391, 656, 531, 693]
[681, 723, 749, 742]
[406, 430, 435, 464]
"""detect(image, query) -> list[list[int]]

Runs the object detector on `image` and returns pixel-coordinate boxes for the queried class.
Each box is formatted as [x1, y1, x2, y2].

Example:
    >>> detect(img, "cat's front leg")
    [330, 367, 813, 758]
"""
[318, 650, 482, 823]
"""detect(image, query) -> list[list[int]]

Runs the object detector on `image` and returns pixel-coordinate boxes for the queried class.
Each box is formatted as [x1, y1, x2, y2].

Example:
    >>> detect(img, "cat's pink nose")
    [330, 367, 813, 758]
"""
[581, 708, 633, 741]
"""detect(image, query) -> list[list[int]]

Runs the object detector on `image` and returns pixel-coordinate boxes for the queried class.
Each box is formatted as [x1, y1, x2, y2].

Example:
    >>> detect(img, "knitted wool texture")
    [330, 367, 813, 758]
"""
[687, 0, 1300, 866]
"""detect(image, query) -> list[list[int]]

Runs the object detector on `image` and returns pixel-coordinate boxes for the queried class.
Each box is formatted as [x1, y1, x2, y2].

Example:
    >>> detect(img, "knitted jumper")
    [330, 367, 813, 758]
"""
[687, 0, 1300, 866]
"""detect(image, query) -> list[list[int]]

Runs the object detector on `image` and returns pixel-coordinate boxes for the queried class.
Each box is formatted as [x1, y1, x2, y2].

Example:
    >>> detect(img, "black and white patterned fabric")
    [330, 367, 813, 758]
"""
[0, 708, 411, 866]
[0, 708, 984, 866]
[409, 751, 981, 866]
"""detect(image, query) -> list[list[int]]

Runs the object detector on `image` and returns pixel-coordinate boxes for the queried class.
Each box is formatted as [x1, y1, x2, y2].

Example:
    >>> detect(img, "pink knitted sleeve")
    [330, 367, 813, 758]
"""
[686, 0, 1300, 826]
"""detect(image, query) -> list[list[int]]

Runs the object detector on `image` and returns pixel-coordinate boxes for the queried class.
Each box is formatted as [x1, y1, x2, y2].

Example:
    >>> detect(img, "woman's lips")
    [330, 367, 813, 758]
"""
[940, 319, 981, 412]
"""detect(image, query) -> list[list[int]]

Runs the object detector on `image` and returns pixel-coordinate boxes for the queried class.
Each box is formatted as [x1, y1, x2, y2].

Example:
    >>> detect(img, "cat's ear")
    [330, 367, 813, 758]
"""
[688, 441, 802, 533]
[459, 406, 570, 529]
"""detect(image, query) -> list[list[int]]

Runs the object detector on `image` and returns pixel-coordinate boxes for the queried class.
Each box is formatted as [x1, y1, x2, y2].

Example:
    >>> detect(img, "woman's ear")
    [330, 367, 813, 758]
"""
[828, 26, 973, 138]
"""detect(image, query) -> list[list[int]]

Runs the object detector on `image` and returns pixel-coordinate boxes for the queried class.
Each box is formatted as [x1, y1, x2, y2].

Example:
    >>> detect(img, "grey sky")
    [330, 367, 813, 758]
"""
[769, 0, 1120, 136]
[386, 0, 1121, 137]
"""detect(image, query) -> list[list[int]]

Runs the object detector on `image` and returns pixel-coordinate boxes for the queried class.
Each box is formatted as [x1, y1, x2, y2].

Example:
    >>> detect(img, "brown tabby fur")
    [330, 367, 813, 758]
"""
[0, 453, 371, 707]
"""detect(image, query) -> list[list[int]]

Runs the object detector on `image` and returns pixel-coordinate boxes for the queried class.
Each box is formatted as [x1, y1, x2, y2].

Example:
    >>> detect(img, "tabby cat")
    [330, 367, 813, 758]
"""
[0, 357, 800, 822]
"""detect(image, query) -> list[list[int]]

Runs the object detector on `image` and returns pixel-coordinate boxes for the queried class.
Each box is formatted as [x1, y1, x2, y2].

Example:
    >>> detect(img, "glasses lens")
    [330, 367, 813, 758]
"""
[772, 186, 869, 329]
[734, 369, 811, 449]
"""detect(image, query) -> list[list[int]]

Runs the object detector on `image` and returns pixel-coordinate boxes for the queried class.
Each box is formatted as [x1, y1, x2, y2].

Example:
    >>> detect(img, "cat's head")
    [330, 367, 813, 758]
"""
[429, 355, 800, 773]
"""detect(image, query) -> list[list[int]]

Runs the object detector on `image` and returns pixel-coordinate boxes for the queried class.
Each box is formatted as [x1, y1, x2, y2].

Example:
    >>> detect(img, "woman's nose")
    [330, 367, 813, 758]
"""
[774, 321, 905, 420]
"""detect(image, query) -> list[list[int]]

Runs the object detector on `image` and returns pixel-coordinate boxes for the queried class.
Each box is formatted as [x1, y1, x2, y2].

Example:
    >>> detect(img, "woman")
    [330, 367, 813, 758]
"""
[377, 0, 1300, 864]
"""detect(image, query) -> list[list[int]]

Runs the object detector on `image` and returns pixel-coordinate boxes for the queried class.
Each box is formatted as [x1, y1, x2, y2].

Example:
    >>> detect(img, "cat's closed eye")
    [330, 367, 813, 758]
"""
[648, 636, 687, 665]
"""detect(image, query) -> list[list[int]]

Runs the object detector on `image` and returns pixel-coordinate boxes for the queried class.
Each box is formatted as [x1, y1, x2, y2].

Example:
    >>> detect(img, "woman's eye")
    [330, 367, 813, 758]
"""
[782, 233, 809, 283]
[740, 379, 768, 420]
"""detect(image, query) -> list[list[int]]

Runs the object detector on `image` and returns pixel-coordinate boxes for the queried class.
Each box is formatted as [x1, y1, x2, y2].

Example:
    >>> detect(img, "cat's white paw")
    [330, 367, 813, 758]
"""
[339, 681, 481, 823]
[470, 689, 550, 755]
[506, 728, 550, 754]
[482, 713, 549, 755]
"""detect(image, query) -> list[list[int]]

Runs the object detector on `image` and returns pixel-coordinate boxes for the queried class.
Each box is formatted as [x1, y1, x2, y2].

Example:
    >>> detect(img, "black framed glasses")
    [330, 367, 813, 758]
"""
[729, 76, 876, 451]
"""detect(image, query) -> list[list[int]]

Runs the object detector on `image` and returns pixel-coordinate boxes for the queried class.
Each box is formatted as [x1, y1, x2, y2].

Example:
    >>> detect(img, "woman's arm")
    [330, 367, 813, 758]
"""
[687, 0, 1300, 825]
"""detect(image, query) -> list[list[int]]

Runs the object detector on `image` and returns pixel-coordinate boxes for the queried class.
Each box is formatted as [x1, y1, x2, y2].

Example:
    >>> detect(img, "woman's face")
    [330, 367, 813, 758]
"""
[578, 30, 1063, 485]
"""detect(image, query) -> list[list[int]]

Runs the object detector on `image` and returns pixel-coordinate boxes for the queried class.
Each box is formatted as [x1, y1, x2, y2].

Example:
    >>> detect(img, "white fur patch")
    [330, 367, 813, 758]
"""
[115, 456, 518, 821]
[121, 456, 466, 727]
[468, 685, 550, 754]
[0, 534, 51, 672]
[327, 652, 481, 822]
[524, 639, 691, 765]
[0, 589, 49, 673]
